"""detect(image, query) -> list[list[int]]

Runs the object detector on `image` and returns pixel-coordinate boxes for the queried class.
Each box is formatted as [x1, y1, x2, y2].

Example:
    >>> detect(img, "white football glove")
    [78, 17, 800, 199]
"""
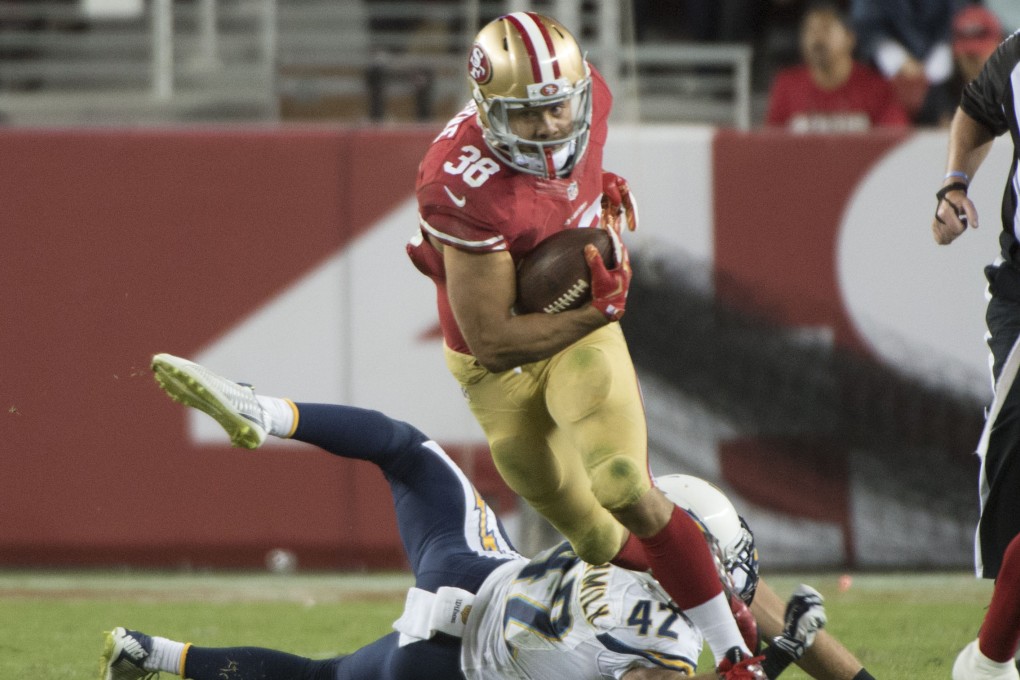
[771, 584, 826, 660]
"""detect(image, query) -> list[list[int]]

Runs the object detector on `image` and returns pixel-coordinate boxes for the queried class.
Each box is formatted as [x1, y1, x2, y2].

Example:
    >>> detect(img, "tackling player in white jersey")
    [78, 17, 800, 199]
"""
[99, 354, 855, 680]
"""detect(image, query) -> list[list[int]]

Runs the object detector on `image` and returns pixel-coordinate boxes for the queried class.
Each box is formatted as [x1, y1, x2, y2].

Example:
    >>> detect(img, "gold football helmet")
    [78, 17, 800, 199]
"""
[467, 12, 593, 179]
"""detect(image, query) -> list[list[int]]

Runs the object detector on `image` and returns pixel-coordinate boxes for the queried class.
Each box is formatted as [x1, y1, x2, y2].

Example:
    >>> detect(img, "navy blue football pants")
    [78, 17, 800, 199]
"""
[182, 403, 519, 680]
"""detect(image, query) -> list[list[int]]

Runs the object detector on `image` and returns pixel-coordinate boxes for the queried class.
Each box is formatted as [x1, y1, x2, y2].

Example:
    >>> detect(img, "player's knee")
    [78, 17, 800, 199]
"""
[589, 455, 647, 513]
[547, 345, 613, 422]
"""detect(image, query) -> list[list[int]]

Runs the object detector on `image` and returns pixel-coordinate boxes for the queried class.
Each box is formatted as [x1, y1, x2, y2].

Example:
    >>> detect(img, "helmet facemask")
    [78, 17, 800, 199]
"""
[720, 517, 759, 605]
[474, 73, 592, 179]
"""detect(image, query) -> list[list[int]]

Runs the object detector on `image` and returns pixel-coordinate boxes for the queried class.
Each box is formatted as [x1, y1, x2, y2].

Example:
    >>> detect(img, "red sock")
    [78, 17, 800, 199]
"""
[638, 505, 723, 608]
[611, 532, 650, 571]
[979, 533, 1020, 662]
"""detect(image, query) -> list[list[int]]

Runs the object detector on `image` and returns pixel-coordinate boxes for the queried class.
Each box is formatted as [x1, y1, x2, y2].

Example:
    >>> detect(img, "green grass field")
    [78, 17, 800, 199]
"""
[0, 569, 994, 679]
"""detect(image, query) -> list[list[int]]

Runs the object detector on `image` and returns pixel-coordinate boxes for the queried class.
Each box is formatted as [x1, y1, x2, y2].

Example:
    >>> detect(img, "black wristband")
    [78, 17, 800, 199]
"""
[936, 182, 969, 201]
[852, 669, 876, 680]
[760, 641, 797, 679]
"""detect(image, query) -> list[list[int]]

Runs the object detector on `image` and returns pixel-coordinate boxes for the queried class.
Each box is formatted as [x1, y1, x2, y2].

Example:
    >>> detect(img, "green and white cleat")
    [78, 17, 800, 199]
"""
[151, 353, 268, 449]
[99, 627, 157, 680]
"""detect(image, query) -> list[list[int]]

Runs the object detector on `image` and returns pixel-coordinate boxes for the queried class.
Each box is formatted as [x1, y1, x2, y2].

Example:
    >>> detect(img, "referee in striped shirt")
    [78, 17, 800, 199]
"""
[933, 27, 1020, 680]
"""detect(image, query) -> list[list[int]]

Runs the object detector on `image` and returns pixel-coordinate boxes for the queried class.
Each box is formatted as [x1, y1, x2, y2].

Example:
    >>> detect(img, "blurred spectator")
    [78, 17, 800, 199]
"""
[850, 0, 966, 125]
[985, 0, 1020, 34]
[754, 0, 853, 92]
[760, 0, 824, 67]
[953, 5, 1005, 84]
[937, 4, 1005, 127]
[765, 1, 910, 132]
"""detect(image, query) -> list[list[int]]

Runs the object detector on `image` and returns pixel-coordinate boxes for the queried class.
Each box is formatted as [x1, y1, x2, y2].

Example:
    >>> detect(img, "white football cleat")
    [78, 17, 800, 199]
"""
[953, 639, 1020, 680]
[151, 353, 269, 449]
[99, 627, 157, 680]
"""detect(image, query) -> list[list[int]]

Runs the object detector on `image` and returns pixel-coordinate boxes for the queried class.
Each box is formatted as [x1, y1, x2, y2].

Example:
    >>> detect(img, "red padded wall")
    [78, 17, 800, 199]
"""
[0, 127, 453, 569]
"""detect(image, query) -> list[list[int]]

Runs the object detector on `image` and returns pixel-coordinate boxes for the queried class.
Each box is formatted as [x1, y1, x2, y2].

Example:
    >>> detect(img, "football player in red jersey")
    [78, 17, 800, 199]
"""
[407, 11, 756, 668]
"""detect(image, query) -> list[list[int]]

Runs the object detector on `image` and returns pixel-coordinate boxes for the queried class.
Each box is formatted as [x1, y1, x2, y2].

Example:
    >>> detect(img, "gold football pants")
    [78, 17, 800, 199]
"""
[444, 323, 650, 565]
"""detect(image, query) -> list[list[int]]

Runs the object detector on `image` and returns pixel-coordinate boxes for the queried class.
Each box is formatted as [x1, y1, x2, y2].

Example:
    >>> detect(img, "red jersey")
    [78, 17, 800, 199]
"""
[408, 68, 612, 355]
[765, 63, 910, 132]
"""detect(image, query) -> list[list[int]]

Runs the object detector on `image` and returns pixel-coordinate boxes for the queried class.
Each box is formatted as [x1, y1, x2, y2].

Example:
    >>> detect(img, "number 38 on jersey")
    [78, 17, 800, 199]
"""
[443, 145, 500, 188]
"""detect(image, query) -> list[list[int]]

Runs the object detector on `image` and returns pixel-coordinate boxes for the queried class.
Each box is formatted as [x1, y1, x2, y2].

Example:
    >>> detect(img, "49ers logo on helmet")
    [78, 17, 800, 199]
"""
[540, 83, 560, 96]
[468, 44, 492, 84]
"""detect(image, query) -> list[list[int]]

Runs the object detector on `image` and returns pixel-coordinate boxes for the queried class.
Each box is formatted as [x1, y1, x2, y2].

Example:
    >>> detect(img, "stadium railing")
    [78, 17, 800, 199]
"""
[0, 0, 754, 128]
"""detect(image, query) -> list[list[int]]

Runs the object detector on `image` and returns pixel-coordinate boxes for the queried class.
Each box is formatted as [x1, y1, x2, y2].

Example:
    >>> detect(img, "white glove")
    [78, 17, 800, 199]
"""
[771, 584, 826, 660]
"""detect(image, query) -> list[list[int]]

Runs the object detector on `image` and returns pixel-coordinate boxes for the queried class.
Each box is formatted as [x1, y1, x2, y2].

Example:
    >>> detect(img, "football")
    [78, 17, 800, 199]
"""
[515, 228, 614, 314]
